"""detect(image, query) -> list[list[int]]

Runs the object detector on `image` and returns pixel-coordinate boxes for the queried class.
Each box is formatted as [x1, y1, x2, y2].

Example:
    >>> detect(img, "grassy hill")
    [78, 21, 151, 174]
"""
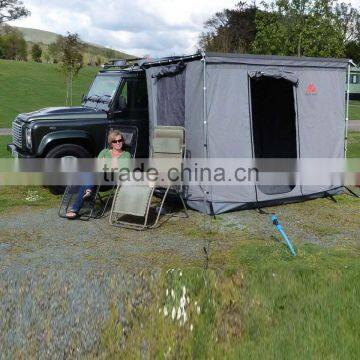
[16, 26, 59, 44]
[0, 59, 98, 128]
[15, 26, 135, 63]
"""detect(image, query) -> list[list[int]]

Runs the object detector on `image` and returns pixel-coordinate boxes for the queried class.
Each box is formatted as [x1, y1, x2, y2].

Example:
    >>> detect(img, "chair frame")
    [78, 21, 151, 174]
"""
[109, 184, 188, 230]
[58, 184, 116, 221]
[109, 126, 189, 230]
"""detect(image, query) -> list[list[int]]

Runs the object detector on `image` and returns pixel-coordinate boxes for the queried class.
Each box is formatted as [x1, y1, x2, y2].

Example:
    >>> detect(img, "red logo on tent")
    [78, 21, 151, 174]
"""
[306, 83, 317, 95]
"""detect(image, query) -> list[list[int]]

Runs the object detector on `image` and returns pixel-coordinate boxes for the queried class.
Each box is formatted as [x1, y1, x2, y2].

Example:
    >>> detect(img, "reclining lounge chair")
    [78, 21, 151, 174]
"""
[109, 126, 188, 230]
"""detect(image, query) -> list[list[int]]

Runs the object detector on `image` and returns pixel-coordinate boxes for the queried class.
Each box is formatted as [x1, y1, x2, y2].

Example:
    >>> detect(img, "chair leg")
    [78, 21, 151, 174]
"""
[143, 187, 156, 228]
[58, 186, 72, 218]
[149, 186, 172, 229]
[109, 185, 121, 225]
[79, 185, 100, 221]
[97, 186, 116, 218]
[149, 186, 189, 228]
[174, 187, 189, 218]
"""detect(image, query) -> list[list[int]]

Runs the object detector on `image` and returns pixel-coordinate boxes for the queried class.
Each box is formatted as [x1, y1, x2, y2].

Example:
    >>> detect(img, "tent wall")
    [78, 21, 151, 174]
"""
[295, 68, 346, 195]
[145, 53, 348, 214]
[204, 65, 257, 211]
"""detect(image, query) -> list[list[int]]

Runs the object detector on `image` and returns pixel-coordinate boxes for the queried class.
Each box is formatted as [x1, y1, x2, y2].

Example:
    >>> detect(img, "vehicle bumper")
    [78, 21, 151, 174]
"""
[7, 144, 38, 158]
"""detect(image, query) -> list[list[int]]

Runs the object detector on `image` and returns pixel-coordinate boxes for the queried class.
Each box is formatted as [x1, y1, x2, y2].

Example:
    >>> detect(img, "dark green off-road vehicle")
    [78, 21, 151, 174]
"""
[7, 60, 149, 161]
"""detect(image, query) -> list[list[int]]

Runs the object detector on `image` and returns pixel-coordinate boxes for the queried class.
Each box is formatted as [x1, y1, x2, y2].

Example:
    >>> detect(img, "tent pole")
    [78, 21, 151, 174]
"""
[201, 52, 208, 160]
[201, 52, 210, 220]
[345, 61, 351, 158]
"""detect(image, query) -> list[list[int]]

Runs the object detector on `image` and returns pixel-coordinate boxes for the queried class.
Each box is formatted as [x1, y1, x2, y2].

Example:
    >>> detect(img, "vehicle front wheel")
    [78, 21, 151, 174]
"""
[45, 144, 92, 194]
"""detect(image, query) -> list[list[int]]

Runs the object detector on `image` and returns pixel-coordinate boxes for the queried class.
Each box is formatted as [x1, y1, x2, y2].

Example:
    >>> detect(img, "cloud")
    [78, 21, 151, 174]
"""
[12, 0, 360, 57]
[11, 0, 238, 56]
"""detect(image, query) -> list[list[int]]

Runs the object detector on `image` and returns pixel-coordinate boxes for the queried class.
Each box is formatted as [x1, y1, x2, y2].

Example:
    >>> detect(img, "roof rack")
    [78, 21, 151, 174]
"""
[141, 53, 202, 68]
[102, 58, 145, 71]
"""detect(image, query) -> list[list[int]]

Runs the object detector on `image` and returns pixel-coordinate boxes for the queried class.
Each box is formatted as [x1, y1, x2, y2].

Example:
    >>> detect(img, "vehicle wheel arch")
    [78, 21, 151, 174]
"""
[39, 131, 95, 157]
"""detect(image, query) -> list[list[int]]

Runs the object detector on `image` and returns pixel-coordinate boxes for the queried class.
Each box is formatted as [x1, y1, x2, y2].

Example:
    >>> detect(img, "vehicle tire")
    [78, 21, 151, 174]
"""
[45, 144, 92, 195]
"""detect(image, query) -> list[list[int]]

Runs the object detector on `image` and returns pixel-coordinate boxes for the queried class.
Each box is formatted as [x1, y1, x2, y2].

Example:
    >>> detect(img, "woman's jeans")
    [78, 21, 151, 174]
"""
[70, 185, 97, 213]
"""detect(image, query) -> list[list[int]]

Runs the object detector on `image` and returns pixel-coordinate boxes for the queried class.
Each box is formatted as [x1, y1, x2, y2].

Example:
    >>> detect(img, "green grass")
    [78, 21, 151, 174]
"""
[99, 242, 360, 358]
[347, 132, 360, 157]
[349, 100, 360, 120]
[0, 185, 60, 214]
[0, 60, 98, 128]
[0, 135, 10, 157]
[97, 190, 360, 358]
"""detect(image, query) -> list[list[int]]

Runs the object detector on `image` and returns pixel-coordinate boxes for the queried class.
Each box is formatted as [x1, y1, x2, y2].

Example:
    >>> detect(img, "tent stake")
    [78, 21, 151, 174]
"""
[271, 216, 296, 256]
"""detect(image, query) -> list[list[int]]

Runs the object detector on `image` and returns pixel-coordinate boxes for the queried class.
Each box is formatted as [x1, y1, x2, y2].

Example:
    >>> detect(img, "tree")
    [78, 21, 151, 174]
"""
[0, 0, 30, 24]
[95, 56, 102, 66]
[199, 2, 258, 53]
[48, 41, 59, 63]
[345, 41, 360, 64]
[55, 32, 84, 105]
[251, 0, 346, 58]
[31, 43, 42, 62]
[334, 2, 360, 44]
[1, 29, 27, 60]
[201, 0, 359, 59]
[43, 50, 50, 63]
[334, 2, 360, 63]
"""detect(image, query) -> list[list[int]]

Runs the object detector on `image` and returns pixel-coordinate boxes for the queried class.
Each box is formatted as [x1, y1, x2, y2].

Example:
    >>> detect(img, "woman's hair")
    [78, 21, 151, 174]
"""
[108, 129, 124, 148]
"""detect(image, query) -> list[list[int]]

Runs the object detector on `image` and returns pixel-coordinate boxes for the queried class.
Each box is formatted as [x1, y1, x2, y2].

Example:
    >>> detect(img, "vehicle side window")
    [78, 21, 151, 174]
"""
[351, 75, 358, 84]
[116, 78, 148, 111]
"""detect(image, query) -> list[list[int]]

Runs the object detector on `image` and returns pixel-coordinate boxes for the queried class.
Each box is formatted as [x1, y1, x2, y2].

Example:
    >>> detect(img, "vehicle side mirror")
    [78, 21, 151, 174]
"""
[81, 93, 85, 102]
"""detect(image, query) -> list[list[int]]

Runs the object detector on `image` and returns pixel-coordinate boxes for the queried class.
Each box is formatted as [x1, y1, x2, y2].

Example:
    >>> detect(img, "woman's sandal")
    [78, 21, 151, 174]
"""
[82, 189, 92, 200]
[65, 211, 78, 219]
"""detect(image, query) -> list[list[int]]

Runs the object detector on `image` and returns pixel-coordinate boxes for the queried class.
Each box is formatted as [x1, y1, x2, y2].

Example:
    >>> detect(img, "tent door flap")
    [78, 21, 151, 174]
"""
[249, 74, 298, 196]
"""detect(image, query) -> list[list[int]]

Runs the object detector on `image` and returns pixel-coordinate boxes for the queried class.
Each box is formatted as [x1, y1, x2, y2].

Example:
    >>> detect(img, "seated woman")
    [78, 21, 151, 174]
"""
[66, 129, 131, 219]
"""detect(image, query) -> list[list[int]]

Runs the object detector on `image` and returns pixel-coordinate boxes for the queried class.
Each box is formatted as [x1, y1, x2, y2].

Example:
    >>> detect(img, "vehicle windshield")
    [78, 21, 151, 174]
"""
[83, 75, 121, 110]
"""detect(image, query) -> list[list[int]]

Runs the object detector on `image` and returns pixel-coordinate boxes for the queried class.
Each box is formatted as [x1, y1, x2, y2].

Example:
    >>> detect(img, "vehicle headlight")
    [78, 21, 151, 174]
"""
[25, 128, 32, 149]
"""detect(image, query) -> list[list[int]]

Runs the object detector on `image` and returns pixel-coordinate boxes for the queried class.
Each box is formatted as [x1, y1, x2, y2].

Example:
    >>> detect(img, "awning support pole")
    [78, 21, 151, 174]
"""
[345, 61, 351, 158]
[201, 52, 212, 224]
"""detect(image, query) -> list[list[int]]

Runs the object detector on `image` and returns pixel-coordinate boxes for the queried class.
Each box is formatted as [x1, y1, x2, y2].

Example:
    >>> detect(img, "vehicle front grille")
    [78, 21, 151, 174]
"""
[12, 119, 23, 148]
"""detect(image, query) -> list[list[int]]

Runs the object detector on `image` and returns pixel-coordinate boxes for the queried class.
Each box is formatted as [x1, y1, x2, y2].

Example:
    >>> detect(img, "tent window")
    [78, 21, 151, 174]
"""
[250, 76, 297, 195]
[156, 70, 186, 126]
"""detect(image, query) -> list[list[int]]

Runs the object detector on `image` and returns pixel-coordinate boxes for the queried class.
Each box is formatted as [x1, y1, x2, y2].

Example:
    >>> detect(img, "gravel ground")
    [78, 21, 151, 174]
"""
[0, 269, 156, 358]
[0, 194, 359, 356]
[0, 207, 208, 357]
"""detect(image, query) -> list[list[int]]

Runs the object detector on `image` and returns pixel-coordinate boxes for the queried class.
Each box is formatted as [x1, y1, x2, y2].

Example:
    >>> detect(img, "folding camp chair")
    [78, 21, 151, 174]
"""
[58, 180, 115, 222]
[58, 126, 138, 221]
[109, 126, 188, 230]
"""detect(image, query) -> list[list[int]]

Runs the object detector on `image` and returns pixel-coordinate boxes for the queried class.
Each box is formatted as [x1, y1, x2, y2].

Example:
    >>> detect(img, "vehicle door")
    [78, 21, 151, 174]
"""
[110, 76, 149, 157]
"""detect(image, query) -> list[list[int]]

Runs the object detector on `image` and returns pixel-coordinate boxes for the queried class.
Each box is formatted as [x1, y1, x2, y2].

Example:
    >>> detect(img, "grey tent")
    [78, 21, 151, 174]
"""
[143, 52, 350, 214]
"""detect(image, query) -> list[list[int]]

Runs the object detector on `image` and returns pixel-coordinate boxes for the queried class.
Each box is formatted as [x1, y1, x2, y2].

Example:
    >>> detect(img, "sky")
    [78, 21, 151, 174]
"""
[11, 0, 360, 58]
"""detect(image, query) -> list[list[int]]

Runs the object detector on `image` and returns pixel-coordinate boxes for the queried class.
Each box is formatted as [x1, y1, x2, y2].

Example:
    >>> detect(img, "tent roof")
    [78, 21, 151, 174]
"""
[205, 52, 349, 68]
[142, 52, 349, 70]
